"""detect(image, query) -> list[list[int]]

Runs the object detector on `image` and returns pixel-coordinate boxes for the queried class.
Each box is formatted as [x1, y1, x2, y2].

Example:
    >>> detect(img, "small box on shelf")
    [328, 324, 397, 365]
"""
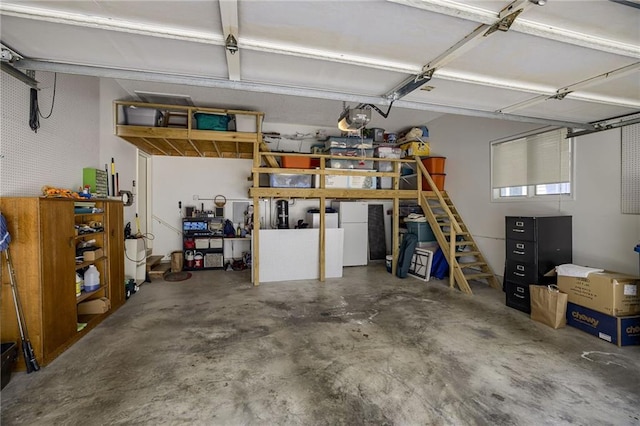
[83, 248, 104, 261]
[78, 297, 111, 315]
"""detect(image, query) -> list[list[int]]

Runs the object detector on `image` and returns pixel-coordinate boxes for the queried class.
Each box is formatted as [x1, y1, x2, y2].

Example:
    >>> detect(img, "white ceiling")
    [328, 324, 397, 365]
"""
[1, 0, 639, 132]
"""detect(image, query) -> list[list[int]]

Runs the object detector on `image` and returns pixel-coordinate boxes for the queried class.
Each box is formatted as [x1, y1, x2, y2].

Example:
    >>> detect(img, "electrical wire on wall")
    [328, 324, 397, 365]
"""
[29, 72, 57, 133]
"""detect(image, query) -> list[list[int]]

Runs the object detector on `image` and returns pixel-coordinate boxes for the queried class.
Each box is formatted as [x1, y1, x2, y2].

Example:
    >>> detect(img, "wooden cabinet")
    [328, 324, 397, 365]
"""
[0, 197, 124, 370]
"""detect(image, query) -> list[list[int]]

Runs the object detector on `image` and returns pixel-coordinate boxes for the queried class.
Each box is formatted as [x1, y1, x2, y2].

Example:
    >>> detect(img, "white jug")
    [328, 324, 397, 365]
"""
[84, 265, 100, 292]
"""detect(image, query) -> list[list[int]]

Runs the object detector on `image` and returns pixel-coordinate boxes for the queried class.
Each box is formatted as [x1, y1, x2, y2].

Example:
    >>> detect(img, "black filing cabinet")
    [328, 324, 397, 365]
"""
[504, 216, 572, 313]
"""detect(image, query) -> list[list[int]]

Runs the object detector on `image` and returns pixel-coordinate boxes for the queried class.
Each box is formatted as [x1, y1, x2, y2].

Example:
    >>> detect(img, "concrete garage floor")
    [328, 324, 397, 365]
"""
[2, 265, 640, 425]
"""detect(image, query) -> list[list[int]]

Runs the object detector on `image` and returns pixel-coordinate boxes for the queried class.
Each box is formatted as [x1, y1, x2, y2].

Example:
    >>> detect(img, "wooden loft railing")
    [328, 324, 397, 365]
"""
[112, 101, 278, 163]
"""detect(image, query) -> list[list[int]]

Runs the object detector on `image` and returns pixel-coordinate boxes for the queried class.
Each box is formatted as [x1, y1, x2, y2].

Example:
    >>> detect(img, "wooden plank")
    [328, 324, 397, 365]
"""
[250, 188, 422, 199]
[254, 167, 397, 177]
[252, 194, 260, 286]
[163, 138, 184, 156]
[142, 138, 170, 156]
[319, 196, 326, 282]
[211, 141, 222, 157]
[187, 139, 204, 157]
[259, 141, 280, 168]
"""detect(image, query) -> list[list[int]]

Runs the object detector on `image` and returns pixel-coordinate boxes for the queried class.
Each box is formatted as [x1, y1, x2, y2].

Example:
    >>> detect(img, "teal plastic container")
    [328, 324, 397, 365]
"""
[194, 113, 229, 130]
[405, 221, 436, 242]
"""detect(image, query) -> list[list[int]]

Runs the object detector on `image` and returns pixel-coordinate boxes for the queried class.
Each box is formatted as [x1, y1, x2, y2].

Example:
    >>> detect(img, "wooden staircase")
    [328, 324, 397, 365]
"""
[415, 159, 501, 294]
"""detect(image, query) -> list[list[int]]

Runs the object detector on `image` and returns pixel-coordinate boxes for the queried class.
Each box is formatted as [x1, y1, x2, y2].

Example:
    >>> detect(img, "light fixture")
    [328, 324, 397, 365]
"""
[225, 34, 238, 55]
[529, 0, 546, 5]
[337, 108, 371, 131]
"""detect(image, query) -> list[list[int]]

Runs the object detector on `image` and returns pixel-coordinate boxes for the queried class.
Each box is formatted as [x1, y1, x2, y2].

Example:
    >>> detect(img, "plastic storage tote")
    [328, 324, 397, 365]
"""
[194, 113, 229, 130]
[405, 221, 436, 242]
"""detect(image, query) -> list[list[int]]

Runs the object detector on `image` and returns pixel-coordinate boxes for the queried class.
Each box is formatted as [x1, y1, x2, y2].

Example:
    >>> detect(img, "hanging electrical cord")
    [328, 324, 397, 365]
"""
[29, 72, 57, 133]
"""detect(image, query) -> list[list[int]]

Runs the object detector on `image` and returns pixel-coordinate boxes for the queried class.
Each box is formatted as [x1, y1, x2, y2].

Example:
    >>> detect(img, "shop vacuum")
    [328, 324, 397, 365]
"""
[276, 200, 289, 229]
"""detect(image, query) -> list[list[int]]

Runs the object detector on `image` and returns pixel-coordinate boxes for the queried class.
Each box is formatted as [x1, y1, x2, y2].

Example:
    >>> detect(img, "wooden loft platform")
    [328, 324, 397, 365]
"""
[113, 101, 277, 164]
[248, 150, 439, 286]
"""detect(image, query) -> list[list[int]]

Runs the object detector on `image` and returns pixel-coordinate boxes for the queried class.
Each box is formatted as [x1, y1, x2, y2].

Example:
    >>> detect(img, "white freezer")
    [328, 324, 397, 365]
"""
[332, 201, 368, 223]
[342, 222, 368, 266]
[332, 201, 369, 266]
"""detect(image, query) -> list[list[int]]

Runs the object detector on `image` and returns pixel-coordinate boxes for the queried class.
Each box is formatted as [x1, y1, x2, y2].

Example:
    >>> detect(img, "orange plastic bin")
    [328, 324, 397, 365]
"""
[422, 156, 446, 174]
[422, 173, 446, 191]
[281, 156, 312, 168]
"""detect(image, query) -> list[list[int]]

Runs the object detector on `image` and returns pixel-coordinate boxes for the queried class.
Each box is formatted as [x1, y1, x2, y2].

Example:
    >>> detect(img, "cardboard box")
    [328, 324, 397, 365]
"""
[77, 297, 111, 315]
[557, 270, 640, 316]
[566, 302, 640, 347]
[83, 247, 104, 262]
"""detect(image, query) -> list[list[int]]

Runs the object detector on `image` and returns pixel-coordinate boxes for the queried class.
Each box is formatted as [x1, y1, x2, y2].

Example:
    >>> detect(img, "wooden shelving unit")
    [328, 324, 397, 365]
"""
[111, 102, 436, 286]
[113, 101, 274, 161]
[248, 149, 435, 286]
[0, 197, 125, 370]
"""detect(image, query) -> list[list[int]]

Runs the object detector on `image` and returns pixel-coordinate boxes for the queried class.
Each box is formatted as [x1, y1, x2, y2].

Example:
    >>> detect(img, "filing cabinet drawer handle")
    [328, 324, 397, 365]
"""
[512, 229, 525, 233]
[513, 272, 525, 277]
[514, 294, 525, 299]
[513, 250, 525, 255]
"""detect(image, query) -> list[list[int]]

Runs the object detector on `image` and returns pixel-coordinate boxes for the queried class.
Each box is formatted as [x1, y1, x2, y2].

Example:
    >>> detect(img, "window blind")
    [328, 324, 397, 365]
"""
[492, 128, 570, 189]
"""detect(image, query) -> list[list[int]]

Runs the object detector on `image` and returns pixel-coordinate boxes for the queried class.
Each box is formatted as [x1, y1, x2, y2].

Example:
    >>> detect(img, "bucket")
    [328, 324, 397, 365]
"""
[385, 255, 393, 273]
[194, 252, 204, 269]
[422, 173, 446, 191]
[422, 156, 446, 174]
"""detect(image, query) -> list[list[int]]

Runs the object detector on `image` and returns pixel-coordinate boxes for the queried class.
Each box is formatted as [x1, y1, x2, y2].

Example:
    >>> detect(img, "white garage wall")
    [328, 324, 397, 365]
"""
[99, 80, 139, 226]
[0, 72, 100, 196]
[150, 156, 255, 259]
[427, 114, 640, 277]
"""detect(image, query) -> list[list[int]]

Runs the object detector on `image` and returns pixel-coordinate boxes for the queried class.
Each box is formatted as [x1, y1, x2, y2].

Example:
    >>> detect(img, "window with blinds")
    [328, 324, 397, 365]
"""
[491, 128, 572, 199]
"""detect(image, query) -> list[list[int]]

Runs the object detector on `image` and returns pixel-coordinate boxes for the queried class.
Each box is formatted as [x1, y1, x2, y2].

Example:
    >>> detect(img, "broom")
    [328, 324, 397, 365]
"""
[1, 213, 40, 373]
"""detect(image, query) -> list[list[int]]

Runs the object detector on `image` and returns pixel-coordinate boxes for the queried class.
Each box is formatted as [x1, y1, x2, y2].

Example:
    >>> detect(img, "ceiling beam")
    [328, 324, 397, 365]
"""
[385, 0, 536, 100]
[387, 0, 640, 59]
[15, 59, 595, 130]
[218, 0, 240, 81]
[498, 61, 640, 113]
[2, 2, 635, 111]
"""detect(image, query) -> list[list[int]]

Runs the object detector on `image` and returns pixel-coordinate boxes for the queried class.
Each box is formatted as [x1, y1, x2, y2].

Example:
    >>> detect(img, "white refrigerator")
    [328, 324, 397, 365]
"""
[332, 201, 368, 266]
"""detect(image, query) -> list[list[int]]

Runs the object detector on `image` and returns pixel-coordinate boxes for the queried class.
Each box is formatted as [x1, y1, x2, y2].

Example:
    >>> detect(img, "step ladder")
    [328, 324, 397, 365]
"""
[415, 159, 501, 294]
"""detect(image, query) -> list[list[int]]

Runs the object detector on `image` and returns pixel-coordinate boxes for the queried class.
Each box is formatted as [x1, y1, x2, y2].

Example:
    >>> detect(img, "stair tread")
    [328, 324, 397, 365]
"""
[458, 261, 486, 268]
[454, 251, 481, 257]
[464, 273, 494, 280]
[147, 255, 163, 264]
[148, 262, 171, 276]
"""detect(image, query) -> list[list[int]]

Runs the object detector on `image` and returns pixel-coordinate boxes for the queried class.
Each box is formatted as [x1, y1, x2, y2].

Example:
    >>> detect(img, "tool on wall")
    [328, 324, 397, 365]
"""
[111, 158, 116, 197]
[0, 213, 40, 373]
[105, 164, 110, 196]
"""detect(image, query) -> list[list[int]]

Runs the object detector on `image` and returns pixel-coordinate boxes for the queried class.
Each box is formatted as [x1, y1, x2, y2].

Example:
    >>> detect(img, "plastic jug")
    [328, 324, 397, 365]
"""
[75, 273, 84, 296]
[84, 265, 100, 292]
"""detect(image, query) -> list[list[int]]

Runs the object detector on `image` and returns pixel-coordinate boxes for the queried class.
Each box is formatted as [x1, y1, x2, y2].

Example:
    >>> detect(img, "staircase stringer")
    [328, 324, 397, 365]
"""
[419, 192, 472, 294]
[438, 195, 502, 290]
[415, 157, 500, 293]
